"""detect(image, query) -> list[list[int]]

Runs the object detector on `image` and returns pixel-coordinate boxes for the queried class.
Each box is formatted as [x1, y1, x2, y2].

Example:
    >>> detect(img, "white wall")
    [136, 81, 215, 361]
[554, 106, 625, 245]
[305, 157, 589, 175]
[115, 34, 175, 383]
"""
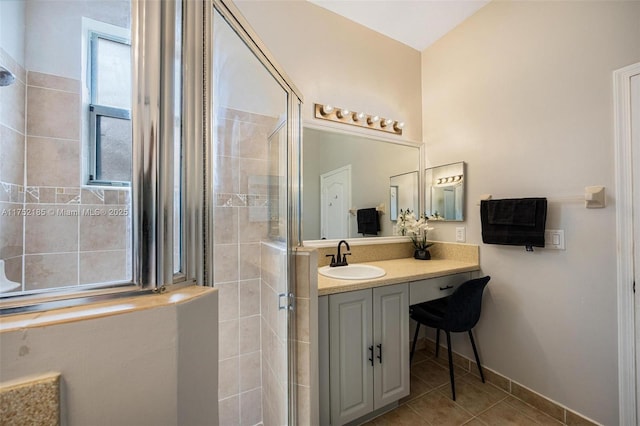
[25, 0, 129, 79]
[235, 0, 423, 143]
[0, 0, 26, 66]
[421, 1, 640, 424]
[0, 290, 218, 425]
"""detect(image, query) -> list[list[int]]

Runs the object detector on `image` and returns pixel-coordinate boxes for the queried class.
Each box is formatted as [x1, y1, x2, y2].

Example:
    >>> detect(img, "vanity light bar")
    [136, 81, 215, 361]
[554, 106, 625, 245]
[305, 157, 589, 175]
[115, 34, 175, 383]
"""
[314, 103, 404, 135]
[436, 175, 464, 185]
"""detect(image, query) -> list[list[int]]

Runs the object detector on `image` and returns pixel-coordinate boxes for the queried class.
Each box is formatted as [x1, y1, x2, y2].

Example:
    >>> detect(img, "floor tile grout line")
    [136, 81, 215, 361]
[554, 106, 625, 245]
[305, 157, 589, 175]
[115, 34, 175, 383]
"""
[471, 394, 510, 418]
[502, 394, 566, 425]
[404, 401, 437, 426]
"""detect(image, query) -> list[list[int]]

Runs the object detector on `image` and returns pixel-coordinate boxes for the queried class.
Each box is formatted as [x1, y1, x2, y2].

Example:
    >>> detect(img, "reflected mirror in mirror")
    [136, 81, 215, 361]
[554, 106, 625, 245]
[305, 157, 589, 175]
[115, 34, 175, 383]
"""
[303, 127, 421, 240]
[425, 161, 465, 221]
[389, 171, 418, 221]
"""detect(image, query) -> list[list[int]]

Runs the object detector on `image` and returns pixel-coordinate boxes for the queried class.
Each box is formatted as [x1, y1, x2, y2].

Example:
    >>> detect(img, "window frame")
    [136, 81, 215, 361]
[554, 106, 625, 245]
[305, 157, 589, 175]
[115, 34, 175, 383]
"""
[87, 31, 132, 187]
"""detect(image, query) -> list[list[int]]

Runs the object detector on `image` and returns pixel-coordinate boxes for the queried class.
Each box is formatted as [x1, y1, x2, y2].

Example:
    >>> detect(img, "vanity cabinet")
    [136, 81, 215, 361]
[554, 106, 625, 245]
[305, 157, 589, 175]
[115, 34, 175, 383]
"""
[319, 283, 410, 426]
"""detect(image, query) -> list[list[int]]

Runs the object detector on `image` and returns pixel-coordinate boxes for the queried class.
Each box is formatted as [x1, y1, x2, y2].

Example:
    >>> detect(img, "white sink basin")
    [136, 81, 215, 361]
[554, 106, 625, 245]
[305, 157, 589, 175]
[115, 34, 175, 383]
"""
[319, 264, 386, 280]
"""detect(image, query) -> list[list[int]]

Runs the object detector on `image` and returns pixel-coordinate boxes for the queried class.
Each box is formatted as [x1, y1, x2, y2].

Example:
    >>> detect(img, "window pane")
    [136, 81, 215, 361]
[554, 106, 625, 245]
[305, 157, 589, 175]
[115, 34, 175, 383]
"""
[95, 37, 131, 109]
[0, 1, 134, 297]
[97, 115, 132, 182]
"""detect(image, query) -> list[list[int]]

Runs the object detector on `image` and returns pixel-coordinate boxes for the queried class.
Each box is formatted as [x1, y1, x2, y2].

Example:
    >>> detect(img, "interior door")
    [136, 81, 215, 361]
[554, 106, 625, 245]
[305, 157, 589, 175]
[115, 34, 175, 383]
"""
[321, 165, 351, 239]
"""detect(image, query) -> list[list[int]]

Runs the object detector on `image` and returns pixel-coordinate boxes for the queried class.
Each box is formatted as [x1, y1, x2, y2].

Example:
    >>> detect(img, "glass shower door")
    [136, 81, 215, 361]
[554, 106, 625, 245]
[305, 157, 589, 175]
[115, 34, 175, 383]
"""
[212, 6, 299, 425]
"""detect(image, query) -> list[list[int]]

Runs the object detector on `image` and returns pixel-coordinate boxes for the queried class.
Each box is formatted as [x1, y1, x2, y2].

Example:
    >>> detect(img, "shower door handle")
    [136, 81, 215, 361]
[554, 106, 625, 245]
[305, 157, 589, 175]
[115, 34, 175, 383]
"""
[278, 292, 295, 311]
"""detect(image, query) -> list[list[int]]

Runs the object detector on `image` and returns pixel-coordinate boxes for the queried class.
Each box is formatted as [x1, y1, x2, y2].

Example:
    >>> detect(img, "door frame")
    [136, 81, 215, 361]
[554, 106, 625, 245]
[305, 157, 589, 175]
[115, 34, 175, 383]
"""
[614, 61, 640, 425]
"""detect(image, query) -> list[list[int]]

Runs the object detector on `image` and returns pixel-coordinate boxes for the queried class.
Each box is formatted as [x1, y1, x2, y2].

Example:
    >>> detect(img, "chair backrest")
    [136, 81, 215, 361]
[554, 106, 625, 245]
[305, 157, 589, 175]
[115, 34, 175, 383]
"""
[442, 276, 491, 332]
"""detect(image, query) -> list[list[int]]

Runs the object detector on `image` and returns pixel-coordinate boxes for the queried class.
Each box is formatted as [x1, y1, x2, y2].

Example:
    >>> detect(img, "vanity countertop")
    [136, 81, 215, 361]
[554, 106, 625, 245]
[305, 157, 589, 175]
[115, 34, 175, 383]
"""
[318, 257, 480, 296]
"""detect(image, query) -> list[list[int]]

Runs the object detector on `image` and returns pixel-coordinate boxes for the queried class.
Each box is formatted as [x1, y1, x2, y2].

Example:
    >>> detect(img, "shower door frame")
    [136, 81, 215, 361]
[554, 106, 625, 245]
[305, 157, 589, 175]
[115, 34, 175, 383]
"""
[206, 1, 304, 424]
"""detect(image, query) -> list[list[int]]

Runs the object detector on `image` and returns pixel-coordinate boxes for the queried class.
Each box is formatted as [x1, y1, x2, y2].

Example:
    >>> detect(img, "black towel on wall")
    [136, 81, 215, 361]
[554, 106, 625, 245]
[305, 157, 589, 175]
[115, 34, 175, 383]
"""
[487, 198, 537, 226]
[480, 198, 547, 247]
[357, 208, 380, 236]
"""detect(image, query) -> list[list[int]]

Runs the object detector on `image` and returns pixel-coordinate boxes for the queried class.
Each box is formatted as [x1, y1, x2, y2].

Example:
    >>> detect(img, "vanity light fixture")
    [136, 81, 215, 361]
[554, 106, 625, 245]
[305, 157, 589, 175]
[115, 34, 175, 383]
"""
[436, 175, 464, 185]
[314, 103, 403, 135]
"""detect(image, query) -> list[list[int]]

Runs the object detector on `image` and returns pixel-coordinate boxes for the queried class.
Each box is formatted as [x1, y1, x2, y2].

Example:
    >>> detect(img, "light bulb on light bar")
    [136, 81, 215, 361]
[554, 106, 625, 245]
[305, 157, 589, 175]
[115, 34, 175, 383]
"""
[337, 108, 350, 119]
[367, 115, 380, 125]
[393, 121, 405, 132]
[353, 112, 365, 122]
[321, 104, 334, 116]
[380, 118, 394, 128]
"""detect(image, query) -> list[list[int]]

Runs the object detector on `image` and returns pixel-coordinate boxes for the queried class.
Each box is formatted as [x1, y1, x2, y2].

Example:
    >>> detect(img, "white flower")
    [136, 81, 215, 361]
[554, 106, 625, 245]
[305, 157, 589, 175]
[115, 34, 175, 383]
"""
[396, 209, 434, 250]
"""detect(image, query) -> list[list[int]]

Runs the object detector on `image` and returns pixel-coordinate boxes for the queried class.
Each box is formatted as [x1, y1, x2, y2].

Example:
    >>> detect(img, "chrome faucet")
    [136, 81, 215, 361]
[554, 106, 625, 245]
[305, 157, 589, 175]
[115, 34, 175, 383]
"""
[326, 240, 351, 267]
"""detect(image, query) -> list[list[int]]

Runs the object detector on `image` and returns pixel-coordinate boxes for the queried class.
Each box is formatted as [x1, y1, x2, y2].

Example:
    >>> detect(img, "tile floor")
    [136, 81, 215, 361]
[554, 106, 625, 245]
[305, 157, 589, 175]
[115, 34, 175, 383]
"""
[363, 347, 564, 426]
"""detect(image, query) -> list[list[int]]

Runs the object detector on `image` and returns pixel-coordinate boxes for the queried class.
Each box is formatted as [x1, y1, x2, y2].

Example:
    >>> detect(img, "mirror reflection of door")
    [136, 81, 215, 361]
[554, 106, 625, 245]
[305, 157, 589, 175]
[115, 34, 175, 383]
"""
[320, 165, 352, 239]
[390, 171, 419, 220]
[444, 188, 455, 219]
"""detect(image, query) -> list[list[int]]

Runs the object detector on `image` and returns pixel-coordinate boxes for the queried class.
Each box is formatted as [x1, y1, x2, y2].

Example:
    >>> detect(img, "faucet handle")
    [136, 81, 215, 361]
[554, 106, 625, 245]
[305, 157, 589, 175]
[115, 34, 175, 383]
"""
[325, 254, 336, 267]
[341, 253, 351, 265]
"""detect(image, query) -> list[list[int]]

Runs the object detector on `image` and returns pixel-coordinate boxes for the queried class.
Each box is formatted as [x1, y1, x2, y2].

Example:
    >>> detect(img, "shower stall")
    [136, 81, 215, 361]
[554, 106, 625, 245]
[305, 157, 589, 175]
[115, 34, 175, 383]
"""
[0, 0, 302, 424]
[211, 2, 303, 424]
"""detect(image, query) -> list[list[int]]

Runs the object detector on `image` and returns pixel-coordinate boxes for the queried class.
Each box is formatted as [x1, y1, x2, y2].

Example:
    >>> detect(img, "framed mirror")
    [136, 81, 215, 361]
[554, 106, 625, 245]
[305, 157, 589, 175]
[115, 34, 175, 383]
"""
[303, 126, 421, 241]
[424, 161, 465, 221]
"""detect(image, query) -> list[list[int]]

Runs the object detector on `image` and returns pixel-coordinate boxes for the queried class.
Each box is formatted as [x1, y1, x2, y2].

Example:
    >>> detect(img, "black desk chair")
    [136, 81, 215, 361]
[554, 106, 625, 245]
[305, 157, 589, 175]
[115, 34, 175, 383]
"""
[409, 275, 491, 400]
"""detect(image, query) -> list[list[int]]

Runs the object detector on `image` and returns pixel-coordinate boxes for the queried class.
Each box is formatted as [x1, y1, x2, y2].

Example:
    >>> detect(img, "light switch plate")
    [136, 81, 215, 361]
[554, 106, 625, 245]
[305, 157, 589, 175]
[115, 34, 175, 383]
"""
[455, 227, 466, 243]
[544, 229, 565, 250]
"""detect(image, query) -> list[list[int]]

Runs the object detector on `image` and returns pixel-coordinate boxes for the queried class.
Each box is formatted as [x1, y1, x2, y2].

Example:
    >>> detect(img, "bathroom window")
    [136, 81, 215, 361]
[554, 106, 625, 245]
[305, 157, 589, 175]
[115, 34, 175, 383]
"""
[88, 32, 132, 186]
[0, 0, 201, 311]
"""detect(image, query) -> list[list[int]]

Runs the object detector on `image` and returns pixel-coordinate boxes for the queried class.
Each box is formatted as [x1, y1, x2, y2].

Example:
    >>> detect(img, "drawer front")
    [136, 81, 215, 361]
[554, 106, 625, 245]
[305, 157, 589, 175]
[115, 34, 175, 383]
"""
[409, 272, 471, 305]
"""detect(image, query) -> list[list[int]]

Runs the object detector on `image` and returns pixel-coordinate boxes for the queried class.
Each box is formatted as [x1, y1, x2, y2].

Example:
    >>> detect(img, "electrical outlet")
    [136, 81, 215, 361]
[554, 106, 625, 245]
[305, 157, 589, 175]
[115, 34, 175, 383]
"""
[455, 227, 466, 242]
[544, 230, 565, 250]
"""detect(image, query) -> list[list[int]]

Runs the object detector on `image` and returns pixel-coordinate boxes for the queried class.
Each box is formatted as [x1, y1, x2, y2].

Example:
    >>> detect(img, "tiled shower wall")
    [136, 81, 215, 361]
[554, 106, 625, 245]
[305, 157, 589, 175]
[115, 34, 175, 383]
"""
[214, 107, 287, 426]
[0, 51, 130, 292]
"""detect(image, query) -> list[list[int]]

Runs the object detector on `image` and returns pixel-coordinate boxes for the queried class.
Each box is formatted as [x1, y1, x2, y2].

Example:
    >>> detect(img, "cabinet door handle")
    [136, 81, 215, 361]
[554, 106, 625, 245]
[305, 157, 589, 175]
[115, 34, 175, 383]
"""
[377, 344, 382, 363]
[439, 285, 454, 291]
[368, 345, 374, 366]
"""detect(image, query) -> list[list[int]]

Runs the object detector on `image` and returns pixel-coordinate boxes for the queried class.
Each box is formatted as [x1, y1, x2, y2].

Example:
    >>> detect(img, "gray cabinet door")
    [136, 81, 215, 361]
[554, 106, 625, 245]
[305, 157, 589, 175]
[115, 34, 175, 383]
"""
[373, 283, 410, 408]
[329, 289, 374, 425]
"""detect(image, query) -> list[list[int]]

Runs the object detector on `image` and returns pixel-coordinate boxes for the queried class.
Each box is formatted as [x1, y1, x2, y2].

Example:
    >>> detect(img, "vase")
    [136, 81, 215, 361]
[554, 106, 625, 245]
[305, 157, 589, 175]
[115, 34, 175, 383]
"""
[414, 249, 431, 260]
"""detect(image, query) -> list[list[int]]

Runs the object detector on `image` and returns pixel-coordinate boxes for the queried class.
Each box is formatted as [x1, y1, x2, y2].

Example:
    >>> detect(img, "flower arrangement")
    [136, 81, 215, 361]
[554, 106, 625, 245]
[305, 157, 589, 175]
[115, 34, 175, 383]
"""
[396, 209, 434, 251]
